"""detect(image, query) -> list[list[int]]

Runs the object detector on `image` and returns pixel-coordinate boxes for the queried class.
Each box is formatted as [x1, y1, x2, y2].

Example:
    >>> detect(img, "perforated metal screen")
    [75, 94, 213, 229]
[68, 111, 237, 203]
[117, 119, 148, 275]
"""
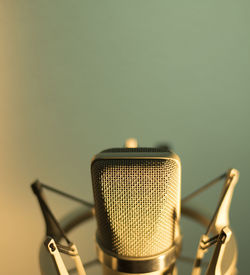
[92, 154, 180, 257]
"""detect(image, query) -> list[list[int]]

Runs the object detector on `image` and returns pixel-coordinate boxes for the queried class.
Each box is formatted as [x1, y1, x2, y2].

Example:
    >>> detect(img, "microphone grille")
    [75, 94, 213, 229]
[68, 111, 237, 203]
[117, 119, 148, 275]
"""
[91, 151, 181, 257]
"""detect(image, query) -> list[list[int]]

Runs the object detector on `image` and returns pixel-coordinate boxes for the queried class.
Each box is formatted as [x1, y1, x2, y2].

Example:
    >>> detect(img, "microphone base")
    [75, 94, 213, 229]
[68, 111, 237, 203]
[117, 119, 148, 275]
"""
[96, 237, 181, 274]
[102, 263, 178, 275]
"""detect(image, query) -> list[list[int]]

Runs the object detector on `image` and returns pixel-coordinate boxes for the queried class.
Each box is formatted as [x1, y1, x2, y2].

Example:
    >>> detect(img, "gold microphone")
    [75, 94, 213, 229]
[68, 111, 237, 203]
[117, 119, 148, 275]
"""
[91, 141, 182, 274]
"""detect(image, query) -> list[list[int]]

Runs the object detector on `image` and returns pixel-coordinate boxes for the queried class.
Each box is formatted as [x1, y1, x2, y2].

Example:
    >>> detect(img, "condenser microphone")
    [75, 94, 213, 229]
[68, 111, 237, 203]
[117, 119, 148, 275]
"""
[91, 145, 182, 275]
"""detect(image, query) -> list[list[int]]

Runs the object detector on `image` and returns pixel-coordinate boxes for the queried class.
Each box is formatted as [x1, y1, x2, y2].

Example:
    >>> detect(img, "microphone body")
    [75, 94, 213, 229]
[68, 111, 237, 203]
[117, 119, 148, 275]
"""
[91, 148, 181, 274]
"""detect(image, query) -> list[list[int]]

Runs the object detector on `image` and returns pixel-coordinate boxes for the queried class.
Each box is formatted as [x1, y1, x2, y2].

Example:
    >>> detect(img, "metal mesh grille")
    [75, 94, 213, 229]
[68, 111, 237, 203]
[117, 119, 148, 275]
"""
[92, 158, 180, 257]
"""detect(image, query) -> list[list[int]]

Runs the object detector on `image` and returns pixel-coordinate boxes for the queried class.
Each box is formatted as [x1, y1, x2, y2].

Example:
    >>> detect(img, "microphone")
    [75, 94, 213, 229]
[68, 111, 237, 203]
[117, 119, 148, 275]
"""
[91, 144, 182, 274]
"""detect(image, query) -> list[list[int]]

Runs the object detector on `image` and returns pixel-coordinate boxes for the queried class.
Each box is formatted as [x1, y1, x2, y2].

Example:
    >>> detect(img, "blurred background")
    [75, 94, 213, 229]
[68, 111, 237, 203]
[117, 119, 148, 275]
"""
[0, 1, 249, 274]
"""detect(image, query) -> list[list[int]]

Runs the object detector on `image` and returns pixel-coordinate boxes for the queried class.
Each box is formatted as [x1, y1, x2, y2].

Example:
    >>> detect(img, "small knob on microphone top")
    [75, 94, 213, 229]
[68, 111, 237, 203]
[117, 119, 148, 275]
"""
[125, 138, 138, 148]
